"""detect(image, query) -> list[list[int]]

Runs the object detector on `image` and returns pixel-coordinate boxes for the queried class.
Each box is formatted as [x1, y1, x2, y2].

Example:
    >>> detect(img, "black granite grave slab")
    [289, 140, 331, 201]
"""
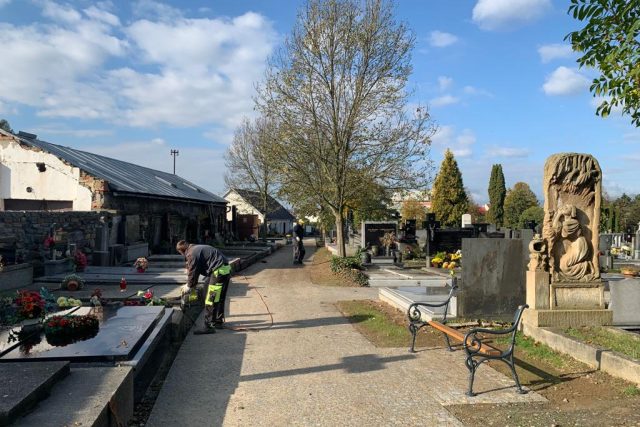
[0, 361, 69, 426]
[0, 306, 165, 363]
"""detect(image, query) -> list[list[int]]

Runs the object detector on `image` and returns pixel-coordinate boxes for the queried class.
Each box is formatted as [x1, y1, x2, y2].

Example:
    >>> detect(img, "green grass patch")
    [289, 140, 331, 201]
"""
[623, 385, 640, 396]
[336, 300, 411, 347]
[564, 327, 640, 360]
[496, 332, 568, 368]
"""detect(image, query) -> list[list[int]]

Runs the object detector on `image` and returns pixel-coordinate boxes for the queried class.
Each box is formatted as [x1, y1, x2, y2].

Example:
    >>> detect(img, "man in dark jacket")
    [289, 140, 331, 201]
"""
[292, 219, 305, 264]
[177, 240, 231, 335]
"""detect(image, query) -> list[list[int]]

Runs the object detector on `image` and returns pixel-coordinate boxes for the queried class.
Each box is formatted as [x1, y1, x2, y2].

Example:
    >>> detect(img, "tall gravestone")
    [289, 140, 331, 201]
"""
[524, 153, 613, 328]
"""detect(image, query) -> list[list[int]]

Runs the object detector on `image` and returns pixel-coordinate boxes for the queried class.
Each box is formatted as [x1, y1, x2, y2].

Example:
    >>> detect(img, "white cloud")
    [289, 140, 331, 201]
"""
[429, 31, 458, 48]
[542, 66, 590, 96]
[32, 124, 114, 138]
[432, 126, 475, 158]
[538, 43, 573, 63]
[0, 3, 277, 134]
[0, 0, 11, 8]
[486, 146, 530, 158]
[438, 76, 453, 91]
[132, 0, 183, 22]
[472, 0, 551, 31]
[430, 95, 459, 107]
[463, 85, 493, 97]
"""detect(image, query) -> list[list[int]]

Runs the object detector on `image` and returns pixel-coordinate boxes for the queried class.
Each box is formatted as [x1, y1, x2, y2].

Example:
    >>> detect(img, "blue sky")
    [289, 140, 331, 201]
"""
[0, 0, 638, 204]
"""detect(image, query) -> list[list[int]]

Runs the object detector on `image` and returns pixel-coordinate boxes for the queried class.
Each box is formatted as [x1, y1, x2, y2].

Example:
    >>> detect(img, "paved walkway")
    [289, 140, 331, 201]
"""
[147, 241, 545, 426]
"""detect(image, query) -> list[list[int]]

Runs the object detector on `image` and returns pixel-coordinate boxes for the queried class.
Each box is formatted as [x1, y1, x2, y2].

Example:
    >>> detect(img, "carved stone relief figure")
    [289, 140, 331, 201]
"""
[548, 204, 595, 281]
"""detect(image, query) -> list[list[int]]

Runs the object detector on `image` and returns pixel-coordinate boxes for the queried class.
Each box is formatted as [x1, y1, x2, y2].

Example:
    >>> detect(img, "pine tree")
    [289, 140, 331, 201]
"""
[487, 164, 506, 227]
[431, 149, 469, 227]
[503, 182, 538, 229]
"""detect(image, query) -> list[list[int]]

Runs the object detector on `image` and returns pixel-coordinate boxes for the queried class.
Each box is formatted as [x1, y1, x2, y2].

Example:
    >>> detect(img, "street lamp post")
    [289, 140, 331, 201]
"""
[170, 149, 179, 174]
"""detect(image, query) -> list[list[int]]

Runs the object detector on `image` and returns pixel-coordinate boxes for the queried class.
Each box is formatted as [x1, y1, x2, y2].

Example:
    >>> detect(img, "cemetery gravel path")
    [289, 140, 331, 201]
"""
[146, 240, 545, 426]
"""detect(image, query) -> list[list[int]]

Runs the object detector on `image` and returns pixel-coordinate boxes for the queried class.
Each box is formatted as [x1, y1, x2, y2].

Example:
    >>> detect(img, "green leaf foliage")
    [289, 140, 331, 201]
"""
[487, 164, 506, 227]
[431, 149, 469, 227]
[503, 182, 539, 229]
[566, 0, 640, 127]
[0, 119, 12, 133]
[518, 205, 544, 230]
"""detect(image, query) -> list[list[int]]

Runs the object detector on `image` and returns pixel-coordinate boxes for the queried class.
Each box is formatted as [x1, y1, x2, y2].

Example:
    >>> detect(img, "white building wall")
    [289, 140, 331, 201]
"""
[0, 137, 92, 210]
[224, 191, 265, 223]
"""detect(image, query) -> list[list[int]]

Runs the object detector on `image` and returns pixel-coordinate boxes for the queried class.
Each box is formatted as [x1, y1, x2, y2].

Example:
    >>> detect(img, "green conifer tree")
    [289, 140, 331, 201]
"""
[431, 149, 469, 227]
[487, 164, 506, 227]
[503, 182, 538, 229]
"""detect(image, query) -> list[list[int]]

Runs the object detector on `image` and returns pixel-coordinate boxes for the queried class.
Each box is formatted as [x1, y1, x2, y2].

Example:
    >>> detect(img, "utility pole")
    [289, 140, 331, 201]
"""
[170, 149, 179, 174]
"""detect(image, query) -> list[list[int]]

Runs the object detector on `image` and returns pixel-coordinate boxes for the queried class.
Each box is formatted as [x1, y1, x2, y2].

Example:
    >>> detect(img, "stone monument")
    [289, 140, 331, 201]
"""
[524, 153, 613, 328]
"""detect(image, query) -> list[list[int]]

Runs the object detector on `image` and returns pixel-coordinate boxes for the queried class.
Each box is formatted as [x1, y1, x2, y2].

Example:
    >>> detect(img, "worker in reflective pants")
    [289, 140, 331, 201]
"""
[176, 240, 231, 335]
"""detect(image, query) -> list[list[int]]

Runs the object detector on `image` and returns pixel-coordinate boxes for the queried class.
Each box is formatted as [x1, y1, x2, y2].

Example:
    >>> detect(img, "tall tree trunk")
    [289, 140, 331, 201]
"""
[335, 212, 346, 257]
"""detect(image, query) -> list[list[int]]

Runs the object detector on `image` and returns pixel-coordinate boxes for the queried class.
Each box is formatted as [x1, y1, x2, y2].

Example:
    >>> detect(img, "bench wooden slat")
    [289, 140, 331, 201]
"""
[427, 320, 501, 357]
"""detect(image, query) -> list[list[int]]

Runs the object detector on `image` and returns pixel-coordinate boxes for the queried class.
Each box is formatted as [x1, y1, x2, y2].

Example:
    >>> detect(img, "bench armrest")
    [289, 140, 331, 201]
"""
[407, 283, 458, 323]
[463, 304, 529, 356]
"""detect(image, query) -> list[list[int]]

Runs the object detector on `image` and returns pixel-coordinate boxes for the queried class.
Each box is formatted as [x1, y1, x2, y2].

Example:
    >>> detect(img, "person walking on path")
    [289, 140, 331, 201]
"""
[292, 219, 305, 264]
[177, 240, 232, 334]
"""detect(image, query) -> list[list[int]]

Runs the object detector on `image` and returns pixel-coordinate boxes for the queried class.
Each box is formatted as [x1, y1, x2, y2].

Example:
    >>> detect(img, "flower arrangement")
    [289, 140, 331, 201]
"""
[431, 250, 462, 270]
[15, 290, 46, 320]
[61, 274, 85, 291]
[43, 236, 55, 248]
[379, 232, 397, 248]
[620, 265, 639, 277]
[56, 296, 83, 308]
[73, 251, 88, 272]
[124, 290, 167, 306]
[44, 314, 99, 346]
[133, 257, 149, 273]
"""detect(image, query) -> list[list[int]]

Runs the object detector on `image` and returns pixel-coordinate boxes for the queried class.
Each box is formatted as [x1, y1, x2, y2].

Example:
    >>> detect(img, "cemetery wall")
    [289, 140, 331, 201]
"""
[458, 238, 526, 319]
[0, 210, 112, 273]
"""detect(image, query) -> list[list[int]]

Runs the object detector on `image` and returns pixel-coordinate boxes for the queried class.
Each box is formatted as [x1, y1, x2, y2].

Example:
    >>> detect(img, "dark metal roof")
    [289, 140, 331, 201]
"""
[228, 189, 295, 221]
[15, 132, 226, 204]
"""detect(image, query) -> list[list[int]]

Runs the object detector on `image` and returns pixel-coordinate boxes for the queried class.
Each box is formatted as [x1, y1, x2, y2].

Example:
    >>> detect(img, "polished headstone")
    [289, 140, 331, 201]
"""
[0, 306, 165, 362]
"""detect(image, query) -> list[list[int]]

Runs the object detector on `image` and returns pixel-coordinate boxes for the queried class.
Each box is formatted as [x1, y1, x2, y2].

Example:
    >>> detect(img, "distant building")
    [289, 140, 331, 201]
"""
[224, 188, 295, 235]
[392, 189, 432, 211]
[0, 129, 227, 253]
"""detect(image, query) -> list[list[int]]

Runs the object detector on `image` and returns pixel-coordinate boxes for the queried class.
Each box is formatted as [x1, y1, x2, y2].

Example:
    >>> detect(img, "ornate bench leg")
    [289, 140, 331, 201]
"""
[504, 356, 527, 394]
[443, 332, 454, 351]
[408, 323, 418, 353]
[465, 356, 477, 397]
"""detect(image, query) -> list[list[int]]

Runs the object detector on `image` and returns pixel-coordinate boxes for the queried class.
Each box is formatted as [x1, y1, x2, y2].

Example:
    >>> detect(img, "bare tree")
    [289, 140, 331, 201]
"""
[257, 0, 434, 257]
[224, 117, 279, 239]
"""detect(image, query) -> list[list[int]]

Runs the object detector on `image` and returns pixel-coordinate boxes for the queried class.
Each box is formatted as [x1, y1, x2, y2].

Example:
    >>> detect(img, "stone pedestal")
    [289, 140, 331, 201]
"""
[525, 271, 550, 310]
[551, 282, 605, 309]
[524, 280, 612, 328]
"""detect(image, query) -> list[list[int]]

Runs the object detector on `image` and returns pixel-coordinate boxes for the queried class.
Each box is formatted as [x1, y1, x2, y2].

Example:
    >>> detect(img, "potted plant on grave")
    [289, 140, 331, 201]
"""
[379, 232, 397, 257]
[133, 257, 149, 273]
[60, 274, 85, 291]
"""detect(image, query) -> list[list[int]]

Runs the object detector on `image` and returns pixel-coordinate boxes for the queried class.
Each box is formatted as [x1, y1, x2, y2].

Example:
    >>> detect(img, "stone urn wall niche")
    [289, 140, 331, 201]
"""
[524, 153, 613, 329]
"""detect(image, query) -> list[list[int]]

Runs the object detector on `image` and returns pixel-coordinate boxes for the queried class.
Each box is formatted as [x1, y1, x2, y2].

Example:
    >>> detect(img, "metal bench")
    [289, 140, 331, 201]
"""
[407, 284, 529, 396]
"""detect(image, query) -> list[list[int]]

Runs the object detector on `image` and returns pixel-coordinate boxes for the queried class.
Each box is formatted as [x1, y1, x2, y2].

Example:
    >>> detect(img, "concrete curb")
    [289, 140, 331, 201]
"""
[523, 324, 640, 386]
